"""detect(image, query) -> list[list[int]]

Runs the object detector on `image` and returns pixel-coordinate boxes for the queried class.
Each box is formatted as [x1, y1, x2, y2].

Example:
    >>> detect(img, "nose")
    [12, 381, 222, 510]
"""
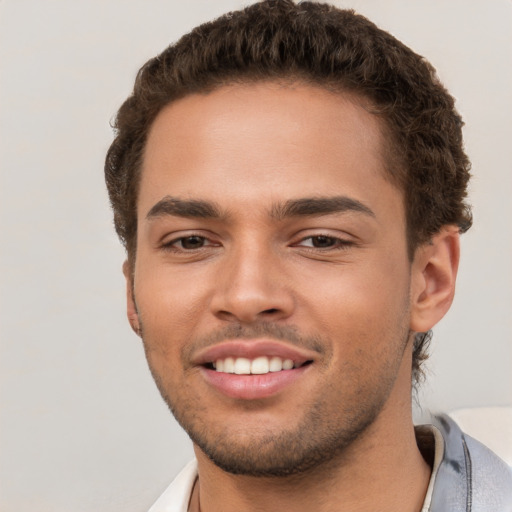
[210, 242, 294, 324]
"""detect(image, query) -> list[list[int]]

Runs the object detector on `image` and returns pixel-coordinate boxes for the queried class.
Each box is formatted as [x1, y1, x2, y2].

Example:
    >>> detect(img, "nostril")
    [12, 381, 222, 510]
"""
[263, 308, 279, 314]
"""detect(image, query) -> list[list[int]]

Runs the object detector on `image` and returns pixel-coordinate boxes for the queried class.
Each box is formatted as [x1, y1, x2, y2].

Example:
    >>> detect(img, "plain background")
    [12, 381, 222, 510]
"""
[1, 0, 511, 510]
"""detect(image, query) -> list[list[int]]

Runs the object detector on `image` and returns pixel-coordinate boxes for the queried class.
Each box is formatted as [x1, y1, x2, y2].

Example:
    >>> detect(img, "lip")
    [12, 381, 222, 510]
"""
[193, 339, 318, 367]
[193, 339, 318, 400]
[200, 364, 311, 400]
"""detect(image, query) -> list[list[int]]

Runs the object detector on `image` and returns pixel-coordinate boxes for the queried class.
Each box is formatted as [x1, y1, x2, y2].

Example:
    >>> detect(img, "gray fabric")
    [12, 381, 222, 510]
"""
[430, 415, 512, 511]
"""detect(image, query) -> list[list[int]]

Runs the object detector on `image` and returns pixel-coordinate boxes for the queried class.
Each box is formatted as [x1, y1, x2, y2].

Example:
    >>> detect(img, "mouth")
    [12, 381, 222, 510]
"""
[206, 356, 312, 375]
[195, 340, 317, 400]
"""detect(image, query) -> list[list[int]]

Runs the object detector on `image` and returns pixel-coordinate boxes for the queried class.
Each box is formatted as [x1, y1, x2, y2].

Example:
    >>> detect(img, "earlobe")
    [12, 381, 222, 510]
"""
[123, 260, 141, 337]
[410, 226, 460, 334]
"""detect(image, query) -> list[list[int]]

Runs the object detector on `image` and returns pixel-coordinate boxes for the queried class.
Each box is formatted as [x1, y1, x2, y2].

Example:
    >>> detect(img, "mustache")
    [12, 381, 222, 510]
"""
[180, 322, 329, 364]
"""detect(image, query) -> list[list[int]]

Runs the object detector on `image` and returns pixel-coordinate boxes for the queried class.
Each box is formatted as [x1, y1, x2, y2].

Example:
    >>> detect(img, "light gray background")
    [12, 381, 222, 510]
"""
[1, 1, 511, 510]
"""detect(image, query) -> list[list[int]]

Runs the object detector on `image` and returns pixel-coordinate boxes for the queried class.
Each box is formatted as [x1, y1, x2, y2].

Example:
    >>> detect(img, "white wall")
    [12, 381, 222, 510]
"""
[1, 1, 510, 510]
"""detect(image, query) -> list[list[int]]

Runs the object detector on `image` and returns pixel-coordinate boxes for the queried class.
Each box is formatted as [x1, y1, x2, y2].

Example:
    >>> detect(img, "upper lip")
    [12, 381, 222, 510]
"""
[192, 339, 319, 366]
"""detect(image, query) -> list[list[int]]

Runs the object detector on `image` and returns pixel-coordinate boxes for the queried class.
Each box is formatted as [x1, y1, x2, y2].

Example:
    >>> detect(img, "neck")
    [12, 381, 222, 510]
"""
[192, 424, 429, 512]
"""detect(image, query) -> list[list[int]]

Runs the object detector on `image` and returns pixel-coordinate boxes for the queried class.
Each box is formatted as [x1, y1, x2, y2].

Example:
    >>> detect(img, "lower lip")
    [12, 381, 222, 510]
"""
[200, 365, 310, 400]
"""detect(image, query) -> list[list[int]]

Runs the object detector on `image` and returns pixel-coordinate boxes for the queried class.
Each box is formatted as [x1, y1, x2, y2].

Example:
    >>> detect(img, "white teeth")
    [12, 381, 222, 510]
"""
[269, 356, 283, 372]
[234, 357, 251, 375]
[224, 357, 235, 373]
[214, 356, 298, 374]
[282, 359, 294, 370]
[251, 356, 269, 374]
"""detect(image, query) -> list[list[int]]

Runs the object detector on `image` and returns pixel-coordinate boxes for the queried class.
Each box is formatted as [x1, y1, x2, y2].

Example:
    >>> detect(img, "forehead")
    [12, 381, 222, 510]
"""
[139, 82, 402, 221]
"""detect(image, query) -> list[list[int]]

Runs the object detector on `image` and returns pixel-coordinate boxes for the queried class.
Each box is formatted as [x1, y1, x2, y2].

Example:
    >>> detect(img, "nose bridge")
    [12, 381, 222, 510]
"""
[211, 233, 292, 322]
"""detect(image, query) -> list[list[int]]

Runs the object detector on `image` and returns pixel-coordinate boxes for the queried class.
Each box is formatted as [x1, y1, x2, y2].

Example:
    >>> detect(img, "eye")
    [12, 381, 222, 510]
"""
[179, 235, 207, 249]
[298, 235, 351, 249]
[164, 235, 212, 251]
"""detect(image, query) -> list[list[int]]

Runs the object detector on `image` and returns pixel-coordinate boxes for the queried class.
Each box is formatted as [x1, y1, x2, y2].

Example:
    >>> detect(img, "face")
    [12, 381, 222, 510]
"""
[129, 82, 415, 476]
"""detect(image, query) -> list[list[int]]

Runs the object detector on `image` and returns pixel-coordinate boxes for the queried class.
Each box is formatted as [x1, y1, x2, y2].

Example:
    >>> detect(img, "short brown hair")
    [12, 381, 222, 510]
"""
[105, 0, 472, 383]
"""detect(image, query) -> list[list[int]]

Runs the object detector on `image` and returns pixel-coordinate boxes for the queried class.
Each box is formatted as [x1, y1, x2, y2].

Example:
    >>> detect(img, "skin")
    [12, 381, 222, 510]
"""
[124, 82, 460, 511]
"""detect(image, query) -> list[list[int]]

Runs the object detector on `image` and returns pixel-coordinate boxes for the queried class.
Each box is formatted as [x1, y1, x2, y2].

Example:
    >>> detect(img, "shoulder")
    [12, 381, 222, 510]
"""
[431, 414, 512, 511]
[464, 433, 512, 510]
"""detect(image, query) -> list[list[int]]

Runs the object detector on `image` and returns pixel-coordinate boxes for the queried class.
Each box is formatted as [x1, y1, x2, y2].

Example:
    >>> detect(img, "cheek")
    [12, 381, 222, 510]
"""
[133, 264, 219, 391]
[135, 262, 211, 332]
[303, 257, 411, 350]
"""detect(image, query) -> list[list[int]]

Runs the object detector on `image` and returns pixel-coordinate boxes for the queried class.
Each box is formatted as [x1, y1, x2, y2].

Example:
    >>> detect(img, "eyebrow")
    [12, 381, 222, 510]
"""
[271, 196, 375, 220]
[145, 195, 375, 222]
[146, 196, 222, 220]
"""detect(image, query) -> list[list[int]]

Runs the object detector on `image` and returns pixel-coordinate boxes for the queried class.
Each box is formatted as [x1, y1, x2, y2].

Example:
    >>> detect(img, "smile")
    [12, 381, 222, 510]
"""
[194, 339, 318, 399]
[212, 356, 305, 375]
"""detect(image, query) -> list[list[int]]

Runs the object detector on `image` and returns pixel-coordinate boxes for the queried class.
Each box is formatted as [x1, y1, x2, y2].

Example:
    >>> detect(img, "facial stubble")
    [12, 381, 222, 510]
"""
[139, 317, 412, 478]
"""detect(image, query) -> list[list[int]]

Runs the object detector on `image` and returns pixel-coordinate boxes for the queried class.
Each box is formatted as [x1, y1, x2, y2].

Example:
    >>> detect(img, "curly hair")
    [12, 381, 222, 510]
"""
[105, 0, 472, 384]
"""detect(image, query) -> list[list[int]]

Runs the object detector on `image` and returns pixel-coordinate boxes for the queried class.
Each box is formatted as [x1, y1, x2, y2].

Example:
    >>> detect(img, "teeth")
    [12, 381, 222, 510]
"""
[224, 357, 235, 373]
[213, 356, 297, 375]
[251, 356, 269, 374]
[269, 356, 283, 372]
[282, 359, 294, 370]
[234, 357, 251, 375]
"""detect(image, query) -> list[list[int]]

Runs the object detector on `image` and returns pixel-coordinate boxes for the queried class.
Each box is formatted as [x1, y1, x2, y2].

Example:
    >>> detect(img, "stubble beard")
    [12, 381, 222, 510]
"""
[184, 391, 383, 477]
[141, 321, 411, 478]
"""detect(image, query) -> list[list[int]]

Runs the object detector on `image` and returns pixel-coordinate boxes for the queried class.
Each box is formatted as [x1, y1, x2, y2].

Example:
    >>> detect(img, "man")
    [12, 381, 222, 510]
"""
[104, 1, 512, 510]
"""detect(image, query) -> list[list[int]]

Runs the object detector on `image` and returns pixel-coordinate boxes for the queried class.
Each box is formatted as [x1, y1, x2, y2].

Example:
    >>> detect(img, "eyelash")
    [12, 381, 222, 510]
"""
[161, 234, 216, 252]
[161, 234, 353, 253]
[295, 235, 353, 250]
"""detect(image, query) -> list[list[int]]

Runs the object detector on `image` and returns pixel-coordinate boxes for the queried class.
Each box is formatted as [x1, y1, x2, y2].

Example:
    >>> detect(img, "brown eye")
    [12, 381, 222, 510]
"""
[296, 235, 352, 250]
[179, 236, 206, 249]
[310, 235, 336, 248]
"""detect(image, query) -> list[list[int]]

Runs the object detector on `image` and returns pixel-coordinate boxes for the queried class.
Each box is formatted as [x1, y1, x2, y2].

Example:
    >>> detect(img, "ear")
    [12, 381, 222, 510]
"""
[123, 260, 141, 337]
[409, 226, 460, 333]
